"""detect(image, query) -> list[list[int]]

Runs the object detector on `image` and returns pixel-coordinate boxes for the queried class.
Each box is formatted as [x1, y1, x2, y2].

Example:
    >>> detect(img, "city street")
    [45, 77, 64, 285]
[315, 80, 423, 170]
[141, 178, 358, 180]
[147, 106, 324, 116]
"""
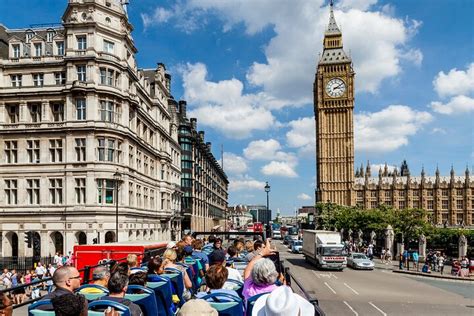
[278, 243, 474, 316]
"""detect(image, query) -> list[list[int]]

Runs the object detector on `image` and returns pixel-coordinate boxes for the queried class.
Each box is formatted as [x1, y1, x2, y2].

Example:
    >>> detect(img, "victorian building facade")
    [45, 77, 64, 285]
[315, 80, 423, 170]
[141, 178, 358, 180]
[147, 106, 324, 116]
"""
[177, 102, 228, 232]
[314, 2, 473, 227]
[0, 0, 181, 258]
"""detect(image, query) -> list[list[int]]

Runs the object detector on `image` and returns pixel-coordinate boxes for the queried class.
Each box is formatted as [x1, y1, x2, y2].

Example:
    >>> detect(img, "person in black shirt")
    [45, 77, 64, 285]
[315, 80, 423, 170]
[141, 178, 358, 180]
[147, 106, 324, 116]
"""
[101, 271, 143, 316]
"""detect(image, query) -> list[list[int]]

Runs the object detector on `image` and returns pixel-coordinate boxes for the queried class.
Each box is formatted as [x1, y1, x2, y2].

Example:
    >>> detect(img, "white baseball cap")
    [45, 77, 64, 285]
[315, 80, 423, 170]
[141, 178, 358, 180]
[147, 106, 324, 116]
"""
[252, 286, 314, 316]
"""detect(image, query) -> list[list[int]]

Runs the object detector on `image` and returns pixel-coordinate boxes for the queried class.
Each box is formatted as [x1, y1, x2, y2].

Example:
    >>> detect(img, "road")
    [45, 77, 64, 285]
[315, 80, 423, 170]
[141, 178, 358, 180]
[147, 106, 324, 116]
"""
[278, 243, 474, 316]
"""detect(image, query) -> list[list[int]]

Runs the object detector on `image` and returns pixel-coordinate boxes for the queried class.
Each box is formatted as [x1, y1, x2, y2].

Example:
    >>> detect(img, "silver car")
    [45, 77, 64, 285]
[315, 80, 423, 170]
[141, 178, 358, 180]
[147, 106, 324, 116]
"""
[347, 253, 375, 270]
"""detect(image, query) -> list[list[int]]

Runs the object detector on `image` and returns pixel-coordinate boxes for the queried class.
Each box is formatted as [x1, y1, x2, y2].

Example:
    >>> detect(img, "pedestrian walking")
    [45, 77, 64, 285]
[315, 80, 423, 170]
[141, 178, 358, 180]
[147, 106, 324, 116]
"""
[386, 249, 392, 265]
[399, 253, 404, 270]
[403, 250, 409, 271]
[381, 248, 386, 263]
[438, 254, 445, 275]
[412, 251, 419, 271]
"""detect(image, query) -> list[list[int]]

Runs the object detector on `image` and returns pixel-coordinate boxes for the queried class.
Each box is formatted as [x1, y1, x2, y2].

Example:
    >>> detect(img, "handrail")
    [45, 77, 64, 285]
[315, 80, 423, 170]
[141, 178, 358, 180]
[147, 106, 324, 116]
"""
[286, 268, 326, 316]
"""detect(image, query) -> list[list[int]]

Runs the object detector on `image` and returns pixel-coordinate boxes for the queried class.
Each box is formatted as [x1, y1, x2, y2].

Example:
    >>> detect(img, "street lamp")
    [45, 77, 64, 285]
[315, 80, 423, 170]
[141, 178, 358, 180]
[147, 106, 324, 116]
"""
[264, 181, 270, 221]
[114, 170, 122, 242]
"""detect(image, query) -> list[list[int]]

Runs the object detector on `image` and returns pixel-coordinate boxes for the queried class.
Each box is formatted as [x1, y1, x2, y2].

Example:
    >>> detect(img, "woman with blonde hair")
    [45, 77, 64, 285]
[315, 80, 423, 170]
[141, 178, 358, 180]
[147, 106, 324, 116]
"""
[162, 248, 193, 300]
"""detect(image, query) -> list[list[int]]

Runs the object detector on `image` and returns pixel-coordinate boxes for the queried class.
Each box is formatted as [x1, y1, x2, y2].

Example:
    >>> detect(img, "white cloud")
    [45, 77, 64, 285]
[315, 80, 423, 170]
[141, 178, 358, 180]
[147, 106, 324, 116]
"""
[430, 127, 447, 135]
[141, 7, 173, 29]
[147, 1, 423, 106]
[433, 63, 474, 98]
[229, 176, 266, 192]
[222, 152, 248, 175]
[261, 161, 298, 178]
[243, 139, 281, 160]
[430, 95, 474, 115]
[355, 105, 433, 153]
[370, 163, 397, 174]
[297, 193, 312, 201]
[286, 117, 315, 156]
[181, 63, 276, 138]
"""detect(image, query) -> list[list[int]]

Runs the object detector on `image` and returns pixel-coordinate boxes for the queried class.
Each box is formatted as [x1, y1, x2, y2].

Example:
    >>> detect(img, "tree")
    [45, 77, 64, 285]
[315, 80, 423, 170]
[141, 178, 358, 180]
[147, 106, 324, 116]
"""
[390, 208, 428, 246]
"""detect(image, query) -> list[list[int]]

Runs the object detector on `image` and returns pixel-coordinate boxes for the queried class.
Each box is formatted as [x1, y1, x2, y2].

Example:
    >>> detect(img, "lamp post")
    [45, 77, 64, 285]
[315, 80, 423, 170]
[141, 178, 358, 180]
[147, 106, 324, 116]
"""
[114, 171, 122, 242]
[264, 182, 270, 223]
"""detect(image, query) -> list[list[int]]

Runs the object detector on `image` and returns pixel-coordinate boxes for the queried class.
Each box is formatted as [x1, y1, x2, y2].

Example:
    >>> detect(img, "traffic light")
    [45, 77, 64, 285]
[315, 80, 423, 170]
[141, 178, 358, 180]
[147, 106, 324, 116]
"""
[24, 231, 32, 248]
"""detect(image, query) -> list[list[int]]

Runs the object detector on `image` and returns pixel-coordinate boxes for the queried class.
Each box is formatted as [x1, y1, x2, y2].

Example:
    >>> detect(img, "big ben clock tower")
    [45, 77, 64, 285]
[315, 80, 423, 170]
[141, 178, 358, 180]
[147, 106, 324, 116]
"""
[314, 0, 355, 206]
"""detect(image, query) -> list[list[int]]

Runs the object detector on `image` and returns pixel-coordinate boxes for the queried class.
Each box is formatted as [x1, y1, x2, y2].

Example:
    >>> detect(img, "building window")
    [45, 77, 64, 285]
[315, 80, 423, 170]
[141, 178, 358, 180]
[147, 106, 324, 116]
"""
[150, 159, 155, 177]
[77, 35, 87, 50]
[75, 178, 86, 204]
[442, 200, 448, 210]
[100, 68, 118, 86]
[75, 138, 86, 161]
[442, 190, 448, 197]
[427, 200, 434, 210]
[136, 151, 142, 170]
[161, 192, 165, 210]
[413, 200, 420, 208]
[144, 187, 149, 209]
[399, 190, 405, 197]
[384, 191, 391, 198]
[5, 179, 18, 205]
[76, 98, 86, 120]
[144, 156, 149, 175]
[129, 182, 134, 206]
[427, 190, 433, 197]
[27, 140, 40, 163]
[99, 100, 120, 122]
[413, 190, 419, 197]
[370, 201, 377, 209]
[46, 31, 55, 43]
[77, 65, 86, 81]
[55, 72, 66, 85]
[398, 201, 406, 209]
[103, 40, 114, 53]
[370, 191, 377, 198]
[56, 41, 64, 55]
[97, 138, 121, 162]
[97, 179, 115, 204]
[6, 104, 19, 123]
[456, 213, 464, 225]
[136, 185, 142, 207]
[34, 43, 42, 56]
[49, 178, 63, 204]
[33, 73, 44, 86]
[4, 141, 18, 163]
[12, 44, 20, 58]
[49, 139, 63, 162]
[150, 189, 155, 209]
[11, 75, 22, 87]
[129, 146, 134, 168]
[456, 200, 464, 210]
[28, 104, 42, 122]
[27, 179, 40, 204]
[456, 189, 463, 196]
[51, 103, 64, 121]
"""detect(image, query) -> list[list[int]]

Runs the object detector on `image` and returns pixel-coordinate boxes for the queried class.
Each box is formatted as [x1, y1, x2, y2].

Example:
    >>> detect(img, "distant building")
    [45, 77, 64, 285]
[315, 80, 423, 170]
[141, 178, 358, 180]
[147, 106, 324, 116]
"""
[177, 103, 228, 232]
[248, 205, 271, 225]
[228, 205, 253, 230]
[298, 206, 316, 214]
[314, 3, 473, 227]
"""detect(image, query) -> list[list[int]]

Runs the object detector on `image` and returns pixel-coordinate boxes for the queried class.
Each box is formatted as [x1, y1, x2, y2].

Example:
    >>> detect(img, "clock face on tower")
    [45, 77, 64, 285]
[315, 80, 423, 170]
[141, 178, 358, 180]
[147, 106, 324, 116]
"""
[325, 78, 346, 98]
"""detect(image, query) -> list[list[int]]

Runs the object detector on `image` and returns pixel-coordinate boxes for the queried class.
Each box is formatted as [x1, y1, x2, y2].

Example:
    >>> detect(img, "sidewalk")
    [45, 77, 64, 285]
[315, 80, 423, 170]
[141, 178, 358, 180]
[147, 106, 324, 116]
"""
[372, 259, 473, 282]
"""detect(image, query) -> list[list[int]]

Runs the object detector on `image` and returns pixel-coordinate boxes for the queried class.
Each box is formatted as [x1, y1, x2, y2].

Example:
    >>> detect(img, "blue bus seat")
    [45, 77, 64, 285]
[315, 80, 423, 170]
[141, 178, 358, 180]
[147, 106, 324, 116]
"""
[28, 300, 54, 316]
[75, 284, 110, 301]
[163, 269, 185, 306]
[223, 279, 244, 299]
[126, 285, 158, 316]
[147, 277, 176, 316]
[88, 300, 131, 316]
[245, 292, 270, 316]
[201, 292, 243, 316]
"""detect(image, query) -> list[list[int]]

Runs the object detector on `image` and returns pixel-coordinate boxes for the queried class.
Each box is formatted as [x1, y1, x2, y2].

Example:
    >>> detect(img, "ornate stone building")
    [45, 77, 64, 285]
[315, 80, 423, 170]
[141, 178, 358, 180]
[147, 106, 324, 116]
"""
[314, 2, 474, 227]
[0, 0, 182, 258]
[177, 102, 228, 232]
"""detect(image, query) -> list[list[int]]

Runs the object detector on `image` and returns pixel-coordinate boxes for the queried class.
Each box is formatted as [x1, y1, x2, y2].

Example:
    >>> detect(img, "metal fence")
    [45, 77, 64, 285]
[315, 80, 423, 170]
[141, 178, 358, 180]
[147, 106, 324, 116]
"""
[0, 256, 54, 274]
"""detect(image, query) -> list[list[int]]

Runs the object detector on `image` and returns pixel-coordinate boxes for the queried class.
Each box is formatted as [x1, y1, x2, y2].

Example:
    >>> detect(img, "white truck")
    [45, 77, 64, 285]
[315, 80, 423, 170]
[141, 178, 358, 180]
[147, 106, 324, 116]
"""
[302, 230, 346, 270]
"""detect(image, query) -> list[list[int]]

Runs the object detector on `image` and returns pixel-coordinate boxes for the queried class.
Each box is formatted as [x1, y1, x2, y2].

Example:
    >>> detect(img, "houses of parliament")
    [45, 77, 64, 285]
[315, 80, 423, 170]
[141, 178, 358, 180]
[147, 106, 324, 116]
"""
[314, 2, 473, 227]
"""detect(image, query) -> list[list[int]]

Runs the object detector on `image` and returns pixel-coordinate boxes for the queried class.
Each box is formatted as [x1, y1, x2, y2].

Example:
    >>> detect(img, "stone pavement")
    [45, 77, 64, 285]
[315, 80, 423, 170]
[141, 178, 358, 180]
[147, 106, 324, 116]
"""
[372, 258, 473, 281]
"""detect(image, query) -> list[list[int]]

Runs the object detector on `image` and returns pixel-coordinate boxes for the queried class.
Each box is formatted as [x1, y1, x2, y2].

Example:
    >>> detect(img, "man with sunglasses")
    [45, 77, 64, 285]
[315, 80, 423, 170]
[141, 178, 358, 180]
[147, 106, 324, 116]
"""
[37, 266, 88, 312]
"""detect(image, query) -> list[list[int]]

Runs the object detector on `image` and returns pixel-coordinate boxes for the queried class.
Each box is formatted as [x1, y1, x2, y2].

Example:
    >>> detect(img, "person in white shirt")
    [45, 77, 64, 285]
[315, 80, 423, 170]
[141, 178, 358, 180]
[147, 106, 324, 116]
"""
[222, 246, 243, 291]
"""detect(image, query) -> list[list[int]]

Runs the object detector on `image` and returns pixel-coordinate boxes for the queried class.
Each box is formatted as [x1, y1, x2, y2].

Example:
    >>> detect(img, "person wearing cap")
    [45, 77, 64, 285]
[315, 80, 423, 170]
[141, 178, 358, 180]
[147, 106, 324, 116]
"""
[208, 249, 226, 267]
[177, 299, 217, 316]
[80, 266, 110, 293]
[251, 285, 314, 316]
[242, 239, 283, 301]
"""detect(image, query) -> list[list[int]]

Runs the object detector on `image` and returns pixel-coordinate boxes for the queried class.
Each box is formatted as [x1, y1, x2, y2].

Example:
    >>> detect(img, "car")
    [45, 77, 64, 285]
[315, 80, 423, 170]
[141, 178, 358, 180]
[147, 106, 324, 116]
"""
[291, 240, 303, 253]
[347, 253, 375, 270]
[272, 231, 282, 239]
[288, 239, 295, 249]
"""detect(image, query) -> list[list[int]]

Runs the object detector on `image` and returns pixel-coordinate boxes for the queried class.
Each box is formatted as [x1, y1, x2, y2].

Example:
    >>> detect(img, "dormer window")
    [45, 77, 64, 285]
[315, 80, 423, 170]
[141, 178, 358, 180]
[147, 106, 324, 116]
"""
[12, 44, 20, 58]
[34, 43, 42, 56]
[46, 31, 55, 43]
[26, 32, 34, 43]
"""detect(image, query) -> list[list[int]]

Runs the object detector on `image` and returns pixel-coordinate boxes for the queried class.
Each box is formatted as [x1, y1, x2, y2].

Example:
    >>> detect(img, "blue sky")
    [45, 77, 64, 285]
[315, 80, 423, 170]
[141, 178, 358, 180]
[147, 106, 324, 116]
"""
[1, 0, 473, 216]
